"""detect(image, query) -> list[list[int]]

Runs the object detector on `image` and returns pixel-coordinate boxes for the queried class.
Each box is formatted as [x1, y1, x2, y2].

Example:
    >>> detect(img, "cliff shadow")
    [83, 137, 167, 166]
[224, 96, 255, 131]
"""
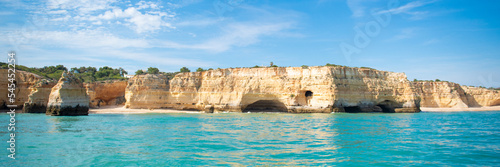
[464, 93, 481, 107]
[242, 100, 288, 113]
[240, 94, 288, 113]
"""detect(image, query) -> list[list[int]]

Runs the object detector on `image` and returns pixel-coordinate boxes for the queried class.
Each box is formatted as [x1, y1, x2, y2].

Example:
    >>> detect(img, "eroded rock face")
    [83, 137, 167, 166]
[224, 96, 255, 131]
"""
[23, 79, 57, 113]
[0, 69, 42, 110]
[461, 86, 500, 107]
[413, 81, 471, 108]
[125, 74, 170, 109]
[413, 81, 500, 108]
[125, 66, 421, 113]
[85, 81, 127, 108]
[46, 72, 89, 116]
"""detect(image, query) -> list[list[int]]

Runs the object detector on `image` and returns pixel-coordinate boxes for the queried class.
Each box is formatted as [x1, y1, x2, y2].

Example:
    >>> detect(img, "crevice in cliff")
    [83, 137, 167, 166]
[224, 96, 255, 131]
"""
[243, 100, 288, 113]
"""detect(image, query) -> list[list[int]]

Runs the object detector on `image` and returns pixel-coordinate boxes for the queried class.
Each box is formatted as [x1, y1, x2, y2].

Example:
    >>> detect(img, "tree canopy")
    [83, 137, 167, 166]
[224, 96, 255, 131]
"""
[0, 63, 127, 82]
[180, 67, 190, 72]
[147, 67, 160, 74]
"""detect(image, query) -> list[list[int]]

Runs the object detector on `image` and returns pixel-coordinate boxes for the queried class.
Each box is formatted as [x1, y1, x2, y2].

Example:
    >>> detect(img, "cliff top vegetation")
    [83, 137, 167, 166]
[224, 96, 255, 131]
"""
[0, 62, 127, 82]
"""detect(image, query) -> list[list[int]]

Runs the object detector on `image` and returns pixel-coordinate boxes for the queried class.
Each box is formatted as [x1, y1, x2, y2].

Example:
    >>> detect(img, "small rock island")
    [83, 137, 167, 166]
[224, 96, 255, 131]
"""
[45, 72, 90, 116]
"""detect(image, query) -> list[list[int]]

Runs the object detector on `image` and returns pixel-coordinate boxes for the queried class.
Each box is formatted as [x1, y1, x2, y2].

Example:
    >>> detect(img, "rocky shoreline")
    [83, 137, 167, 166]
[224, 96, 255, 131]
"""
[1, 66, 499, 115]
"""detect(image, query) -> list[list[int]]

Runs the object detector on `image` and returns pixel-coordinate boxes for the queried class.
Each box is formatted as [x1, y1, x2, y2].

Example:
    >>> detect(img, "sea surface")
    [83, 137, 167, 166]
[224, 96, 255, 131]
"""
[1, 111, 500, 166]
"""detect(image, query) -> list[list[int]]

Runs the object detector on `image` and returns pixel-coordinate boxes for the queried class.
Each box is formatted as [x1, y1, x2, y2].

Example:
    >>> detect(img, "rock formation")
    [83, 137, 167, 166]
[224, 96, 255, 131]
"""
[0, 69, 41, 110]
[125, 66, 421, 113]
[46, 72, 89, 116]
[461, 86, 500, 107]
[125, 74, 170, 109]
[413, 81, 500, 108]
[85, 81, 127, 108]
[23, 79, 57, 113]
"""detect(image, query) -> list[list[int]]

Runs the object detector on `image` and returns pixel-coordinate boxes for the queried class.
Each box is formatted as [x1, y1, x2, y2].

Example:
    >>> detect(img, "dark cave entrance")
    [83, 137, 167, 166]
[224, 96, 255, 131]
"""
[376, 100, 397, 113]
[305, 91, 313, 97]
[344, 106, 362, 113]
[243, 100, 288, 113]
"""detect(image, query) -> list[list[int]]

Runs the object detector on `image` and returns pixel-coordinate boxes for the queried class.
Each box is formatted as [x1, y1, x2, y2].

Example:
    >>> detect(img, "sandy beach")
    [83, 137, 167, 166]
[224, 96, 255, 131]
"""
[421, 106, 500, 112]
[89, 105, 202, 114]
[89, 105, 500, 114]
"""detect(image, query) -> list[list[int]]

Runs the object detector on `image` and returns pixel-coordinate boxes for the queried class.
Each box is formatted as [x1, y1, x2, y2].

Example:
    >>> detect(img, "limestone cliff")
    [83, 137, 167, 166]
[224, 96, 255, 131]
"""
[46, 72, 89, 116]
[125, 66, 421, 113]
[461, 86, 500, 107]
[413, 81, 500, 108]
[413, 81, 471, 108]
[125, 74, 170, 109]
[0, 69, 41, 109]
[23, 79, 57, 113]
[85, 81, 127, 108]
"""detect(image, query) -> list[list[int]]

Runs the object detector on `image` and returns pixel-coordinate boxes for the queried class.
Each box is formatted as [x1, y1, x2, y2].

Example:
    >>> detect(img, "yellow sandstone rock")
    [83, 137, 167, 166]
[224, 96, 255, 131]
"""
[46, 72, 89, 116]
[0, 69, 41, 109]
[125, 66, 421, 113]
[85, 81, 127, 108]
[413, 81, 500, 108]
[23, 79, 57, 113]
[461, 86, 500, 107]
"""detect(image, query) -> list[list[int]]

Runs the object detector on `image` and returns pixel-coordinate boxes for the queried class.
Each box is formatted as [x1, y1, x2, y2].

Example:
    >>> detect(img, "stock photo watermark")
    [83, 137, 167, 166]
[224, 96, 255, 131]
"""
[339, 0, 400, 62]
[478, 74, 500, 89]
[6, 51, 17, 160]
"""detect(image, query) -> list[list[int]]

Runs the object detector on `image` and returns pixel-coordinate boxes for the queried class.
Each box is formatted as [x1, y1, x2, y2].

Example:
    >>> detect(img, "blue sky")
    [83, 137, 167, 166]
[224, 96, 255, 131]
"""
[1, 0, 499, 87]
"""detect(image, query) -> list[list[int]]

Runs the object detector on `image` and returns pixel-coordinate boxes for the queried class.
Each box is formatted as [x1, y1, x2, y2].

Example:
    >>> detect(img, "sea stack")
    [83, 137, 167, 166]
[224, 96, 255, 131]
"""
[46, 72, 89, 116]
[23, 79, 57, 113]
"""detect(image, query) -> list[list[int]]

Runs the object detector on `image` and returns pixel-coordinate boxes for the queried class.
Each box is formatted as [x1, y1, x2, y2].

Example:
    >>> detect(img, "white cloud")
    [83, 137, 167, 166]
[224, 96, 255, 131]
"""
[155, 22, 294, 52]
[47, 10, 67, 14]
[176, 18, 220, 27]
[195, 22, 293, 52]
[47, 0, 116, 14]
[136, 0, 159, 10]
[45, 0, 174, 33]
[20, 30, 149, 49]
[348, 0, 436, 19]
[94, 7, 174, 33]
[376, 0, 436, 20]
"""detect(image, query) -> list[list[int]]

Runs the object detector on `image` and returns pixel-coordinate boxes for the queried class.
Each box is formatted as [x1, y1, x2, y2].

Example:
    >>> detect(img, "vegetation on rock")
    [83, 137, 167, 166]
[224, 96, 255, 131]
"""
[180, 67, 190, 73]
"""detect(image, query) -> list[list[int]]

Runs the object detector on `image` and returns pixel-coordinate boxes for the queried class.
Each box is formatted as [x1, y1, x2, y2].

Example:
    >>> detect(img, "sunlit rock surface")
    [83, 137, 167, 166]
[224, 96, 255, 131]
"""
[125, 66, 421, 113]
[85, 81, 127, 108]
[413, 81, 500, 108]
[0, 69, 41, 110]
[23, 79, 57, 113]
[46, 72, 89, 116]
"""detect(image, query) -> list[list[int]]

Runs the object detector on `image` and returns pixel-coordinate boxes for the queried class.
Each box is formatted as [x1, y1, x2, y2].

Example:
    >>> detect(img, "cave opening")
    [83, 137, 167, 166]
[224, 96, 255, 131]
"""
[305, 91, 313, 97]
[344, 106, 362, 113]
[377, 100, 397, 113]
[376, 104, 395, 113]
[243, 100, 288, 113]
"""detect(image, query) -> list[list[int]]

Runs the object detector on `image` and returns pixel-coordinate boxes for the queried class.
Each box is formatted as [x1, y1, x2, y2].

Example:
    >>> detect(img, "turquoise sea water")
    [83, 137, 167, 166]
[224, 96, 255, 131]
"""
[1, 111, 500, 166]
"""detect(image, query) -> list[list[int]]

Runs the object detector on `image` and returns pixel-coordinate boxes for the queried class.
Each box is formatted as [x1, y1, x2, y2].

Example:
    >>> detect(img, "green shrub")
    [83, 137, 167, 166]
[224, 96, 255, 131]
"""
[180, 67, 190, 73]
